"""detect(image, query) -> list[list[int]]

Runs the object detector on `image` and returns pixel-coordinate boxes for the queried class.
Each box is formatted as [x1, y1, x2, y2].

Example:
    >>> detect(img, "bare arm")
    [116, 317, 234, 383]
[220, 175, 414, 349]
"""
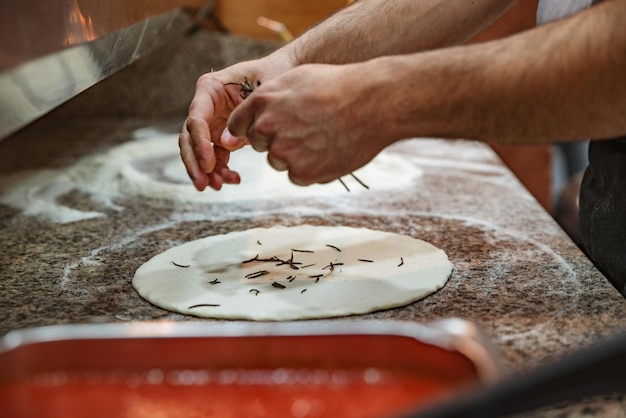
[284, 0, 518, 65]
[228, 0, 626, 186]
[180, 0, 517, 191]
[368, 0, 626, 144]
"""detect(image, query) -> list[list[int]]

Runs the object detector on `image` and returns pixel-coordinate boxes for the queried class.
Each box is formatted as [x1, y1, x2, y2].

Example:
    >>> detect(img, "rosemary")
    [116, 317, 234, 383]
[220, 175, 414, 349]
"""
[292, 248, 314, 253]
[243, 255, 282, 264]
[326, 244, 342, 252]
[274, 252, 301, 270]
[287, 275, 296, 282]
[300, 264, 316, 269]
[188, 304, 220, 309]
[249, 289, 260, 295]
[245, 270, 269, 279]
[171, 261, 190, 268]
[338, 178, 350, 192]
[224, 77, 260, 99]
[209, 278, 221, 285]
[398, 257, 404, 267]
[338, 174, 370, 192]
[301, 289, 308, 294]
[272, 282, 286, 289]
[350, 173, 370, 189]
[322, 262, 344, 272]
[358, 259, 374, 263]
[257, 240, 262, 245]
[309, 274, 323, 283]
[242, 255, 259, 264]
[261, 256, 283, 263]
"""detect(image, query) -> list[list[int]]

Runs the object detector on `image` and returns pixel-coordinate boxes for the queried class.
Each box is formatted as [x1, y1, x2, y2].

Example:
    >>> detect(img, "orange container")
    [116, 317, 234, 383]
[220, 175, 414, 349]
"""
[0, 319, 498, 418]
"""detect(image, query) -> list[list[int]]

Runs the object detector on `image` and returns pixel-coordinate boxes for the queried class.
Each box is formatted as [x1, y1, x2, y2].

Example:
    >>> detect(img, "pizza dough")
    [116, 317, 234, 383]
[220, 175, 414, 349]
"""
[133, 225, 452, 320]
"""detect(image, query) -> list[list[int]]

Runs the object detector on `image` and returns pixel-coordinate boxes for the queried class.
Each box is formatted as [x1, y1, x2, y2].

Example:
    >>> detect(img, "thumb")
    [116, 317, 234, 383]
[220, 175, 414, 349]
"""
[220, 127, 249, 151]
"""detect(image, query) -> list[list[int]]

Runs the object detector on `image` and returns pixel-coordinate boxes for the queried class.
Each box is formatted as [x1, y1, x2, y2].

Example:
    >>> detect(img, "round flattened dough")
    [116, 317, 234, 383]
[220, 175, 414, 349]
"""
[133, 225, 453, 321]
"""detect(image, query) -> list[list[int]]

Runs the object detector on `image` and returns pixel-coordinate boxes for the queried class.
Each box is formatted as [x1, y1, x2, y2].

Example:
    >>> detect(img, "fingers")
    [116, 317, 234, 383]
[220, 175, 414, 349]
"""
[214, 145, 242, 185]
[186, 117, 216, 172]
[228, 102, 288, 172]
[179, 119, 211, 191]
[267, 153, 288, 171]
[228, 98, 273, 153]
[179, 74, 220, 191]
[181, 71, 249, 192]
[220, 127, 249, 151]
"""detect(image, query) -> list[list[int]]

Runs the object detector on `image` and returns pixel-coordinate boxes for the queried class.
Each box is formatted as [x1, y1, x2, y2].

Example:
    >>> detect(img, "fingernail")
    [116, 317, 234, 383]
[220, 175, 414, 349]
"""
[221, 128, 234, 144]
[198, 157, 207, 172]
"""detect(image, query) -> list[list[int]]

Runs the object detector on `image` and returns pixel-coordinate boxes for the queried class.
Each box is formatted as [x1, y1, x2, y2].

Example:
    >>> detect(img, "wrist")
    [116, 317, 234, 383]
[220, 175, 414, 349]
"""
[365, 50, 488, 142]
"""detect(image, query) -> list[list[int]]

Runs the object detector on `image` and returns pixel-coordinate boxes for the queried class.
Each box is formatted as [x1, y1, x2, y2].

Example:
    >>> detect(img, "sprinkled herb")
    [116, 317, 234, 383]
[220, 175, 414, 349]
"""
[308, 274, 323, 284]
[322, 262, 344, 272]
[338, 178, 350, 192]
[398, 257, 404, 267]
[209, 278, 221, 285]
[326, 244, 342, 252]
[257, 240, 262, 245]
[301, 289, 308, 294]
[188, 304, 220, 309]
[272, 282, 286, 289]
[338, 174, 369, 192]
[358, 259, 374, 263]
[249, 289, 260, 295]
[275, 252, 301, 270]
[171, 261, 190, 268]
[350, 173, 370, 189]
[245, 270, 269, 279]
[292, 248, 314, 253]
[224, 77, 260, 99]
[287, 275, 296, 282]
[300, 264, 315, 269]
[260, 256, 282, 263]
[242, 255, 259, 264]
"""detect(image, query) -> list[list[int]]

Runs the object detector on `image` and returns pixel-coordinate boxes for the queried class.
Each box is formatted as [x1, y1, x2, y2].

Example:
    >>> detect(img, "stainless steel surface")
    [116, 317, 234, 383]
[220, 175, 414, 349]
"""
[0, 1, 204, 141]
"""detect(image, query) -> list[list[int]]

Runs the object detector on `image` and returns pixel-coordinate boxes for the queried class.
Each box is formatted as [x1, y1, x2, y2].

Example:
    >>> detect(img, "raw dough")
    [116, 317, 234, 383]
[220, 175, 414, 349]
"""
[133, 225, 452, 320]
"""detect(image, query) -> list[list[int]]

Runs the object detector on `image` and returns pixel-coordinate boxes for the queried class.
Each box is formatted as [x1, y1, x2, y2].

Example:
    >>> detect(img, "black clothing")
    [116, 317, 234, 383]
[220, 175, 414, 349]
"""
[580, 137, 626, 296]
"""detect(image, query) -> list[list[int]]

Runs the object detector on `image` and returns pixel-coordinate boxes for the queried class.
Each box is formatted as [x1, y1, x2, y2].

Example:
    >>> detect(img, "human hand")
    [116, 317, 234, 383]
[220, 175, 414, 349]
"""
[178, 65, 254, 191]
[179, 48, 300, 191]
[227, 63, 394, 186]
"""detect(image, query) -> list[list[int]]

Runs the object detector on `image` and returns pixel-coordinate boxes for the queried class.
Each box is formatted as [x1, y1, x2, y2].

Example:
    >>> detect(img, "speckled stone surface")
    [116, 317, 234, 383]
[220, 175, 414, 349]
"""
[0, 31, 624, 417]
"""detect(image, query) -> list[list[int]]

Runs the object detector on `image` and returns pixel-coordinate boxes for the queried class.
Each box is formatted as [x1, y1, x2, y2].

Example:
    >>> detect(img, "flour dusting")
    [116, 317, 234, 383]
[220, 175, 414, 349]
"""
[0, 132, 424, 223]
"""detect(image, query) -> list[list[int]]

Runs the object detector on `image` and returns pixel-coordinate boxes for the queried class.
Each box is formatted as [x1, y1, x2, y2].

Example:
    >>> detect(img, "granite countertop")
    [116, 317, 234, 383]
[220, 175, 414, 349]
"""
[0, 31, 624, 417]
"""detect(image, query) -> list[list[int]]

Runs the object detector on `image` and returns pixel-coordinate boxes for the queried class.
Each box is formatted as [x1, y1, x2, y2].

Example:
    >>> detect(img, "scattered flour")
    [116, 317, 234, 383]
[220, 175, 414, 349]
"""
[0, 132, 424, 223]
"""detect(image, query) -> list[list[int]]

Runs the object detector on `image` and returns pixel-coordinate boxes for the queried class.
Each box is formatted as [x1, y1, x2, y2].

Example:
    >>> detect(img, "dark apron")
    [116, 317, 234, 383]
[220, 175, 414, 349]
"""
[579, 138, 626, 296]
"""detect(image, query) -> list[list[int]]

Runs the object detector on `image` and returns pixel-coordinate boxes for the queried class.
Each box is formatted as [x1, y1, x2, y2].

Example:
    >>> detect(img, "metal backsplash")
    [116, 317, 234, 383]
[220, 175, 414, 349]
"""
[0, 0, 207, 141]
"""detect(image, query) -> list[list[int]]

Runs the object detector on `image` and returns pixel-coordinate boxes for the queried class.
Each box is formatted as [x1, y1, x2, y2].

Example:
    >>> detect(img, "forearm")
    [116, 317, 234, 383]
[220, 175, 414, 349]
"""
[371, 0, 626, 144]
[275, 0, 517, 66]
